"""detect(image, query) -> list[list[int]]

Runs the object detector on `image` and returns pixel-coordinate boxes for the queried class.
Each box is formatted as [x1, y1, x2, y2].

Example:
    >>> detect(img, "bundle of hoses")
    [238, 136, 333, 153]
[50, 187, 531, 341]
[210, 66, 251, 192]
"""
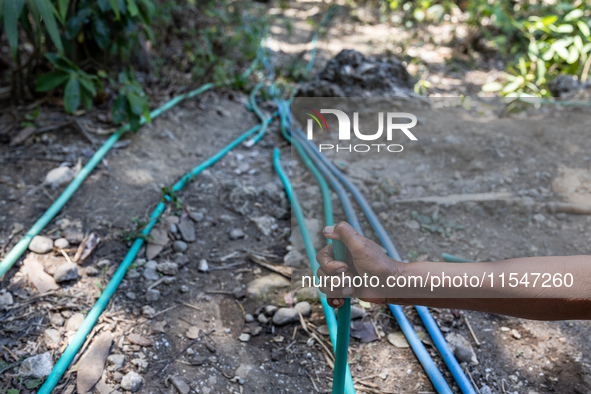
[1, 5, 475, 393]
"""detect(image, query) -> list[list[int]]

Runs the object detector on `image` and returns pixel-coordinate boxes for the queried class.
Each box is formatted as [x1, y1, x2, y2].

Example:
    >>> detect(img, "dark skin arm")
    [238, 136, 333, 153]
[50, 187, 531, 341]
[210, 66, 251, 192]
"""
[315, 222, 591, 321]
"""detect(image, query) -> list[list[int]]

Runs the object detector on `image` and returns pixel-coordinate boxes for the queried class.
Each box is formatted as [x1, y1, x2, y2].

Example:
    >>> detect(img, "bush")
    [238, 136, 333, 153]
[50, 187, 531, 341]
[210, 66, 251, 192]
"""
[1, 0, 154, 129]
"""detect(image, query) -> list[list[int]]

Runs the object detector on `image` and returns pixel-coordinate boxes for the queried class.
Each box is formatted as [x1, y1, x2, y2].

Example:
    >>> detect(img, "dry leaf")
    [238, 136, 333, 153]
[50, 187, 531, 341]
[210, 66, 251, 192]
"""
[77, 332, 113, 394]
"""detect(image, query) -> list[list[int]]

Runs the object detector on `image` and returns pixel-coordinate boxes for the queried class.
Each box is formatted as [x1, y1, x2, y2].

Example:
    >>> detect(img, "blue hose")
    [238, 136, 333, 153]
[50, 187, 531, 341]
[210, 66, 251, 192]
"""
[294, 129, 475, 394]
[38, 117, 275, 394]
[291, 131, 453, 394]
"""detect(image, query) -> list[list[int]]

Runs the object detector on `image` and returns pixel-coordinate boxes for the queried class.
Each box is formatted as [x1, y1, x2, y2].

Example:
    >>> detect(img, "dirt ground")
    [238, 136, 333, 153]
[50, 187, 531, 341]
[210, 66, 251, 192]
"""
[2, 1, 591, 394]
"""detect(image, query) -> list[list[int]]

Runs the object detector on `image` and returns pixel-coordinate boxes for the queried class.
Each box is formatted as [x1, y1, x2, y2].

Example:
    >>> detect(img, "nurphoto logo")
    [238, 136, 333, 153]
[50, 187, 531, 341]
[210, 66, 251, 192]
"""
[303, 107, 418, 153]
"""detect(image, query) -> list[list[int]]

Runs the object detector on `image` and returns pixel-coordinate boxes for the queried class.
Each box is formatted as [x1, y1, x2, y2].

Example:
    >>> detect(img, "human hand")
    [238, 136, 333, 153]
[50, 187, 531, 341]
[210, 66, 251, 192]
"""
[315, 221, 405, 308]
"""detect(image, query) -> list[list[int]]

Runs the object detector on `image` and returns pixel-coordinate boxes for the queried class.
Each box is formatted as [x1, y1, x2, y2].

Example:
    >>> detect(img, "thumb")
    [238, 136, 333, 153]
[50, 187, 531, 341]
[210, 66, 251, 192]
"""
[323, 221, 362, 249]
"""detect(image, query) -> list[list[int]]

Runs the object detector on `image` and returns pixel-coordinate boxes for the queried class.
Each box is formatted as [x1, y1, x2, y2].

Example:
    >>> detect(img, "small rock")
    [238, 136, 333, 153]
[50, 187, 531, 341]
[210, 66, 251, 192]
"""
[239, 333, 251, 342]
[143, 267, 159, 281]
[186, 326, 200, 339]
[251, 215, 276, 237]
[229, 228, 245, 240]
[454, 345, 474, 364]
[283, 250, 304, 266]
[294, 301, 311, 317]
[131, 358, 148, 370]
[54, 238, 70, 249]
[170, 376, 191, 394]
[350, 306, 365, 320]
[126, 291, 137, 300]
[245, 314, 254, 323]
[50, 313, 64, 326]
[533, 213, 546, 223]
[107, 354, 125, 371]
[198, 259, 209, 272]
[188, 211, 204, 222]
[53, 262, 78, 283]
[500, 326, 510, 332]
[180, 285, 189, 293]
[126, 269, 140, 279]
[84, 266, 99, 276]
[43, 328, 61, 349]
[29, 235, 53, 254]
[257, 314, 268, 324]
[445, 333, 478, 364]
[511, 329, 521, 339]
[264, 305, 278, 316]
[19, 352, 54, 378]
[66, 313, 85, 332]
[480, 385, 493, 394]
[164, 276, 176, 285]
[246, 274, 290, 298]
[404, 220, 421, 231]
[128, 333, 151, 347]
[156, 261, 178, 276]
[142, 305, 156, 318]
[173, 240, 188, 253]
[169, 223, 178, 233]
[0, 291, 13, 310]
[120, 371, 143, 392]
[178, 216, 196, 242]
[97, 259, 111, 268]
[272, 308, 299, 325]
[145, 289, 160, 302]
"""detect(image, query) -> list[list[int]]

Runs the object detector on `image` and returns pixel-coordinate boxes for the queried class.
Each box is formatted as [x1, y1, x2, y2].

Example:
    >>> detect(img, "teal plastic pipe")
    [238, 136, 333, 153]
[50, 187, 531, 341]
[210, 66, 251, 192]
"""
[38, 116, 274, 394]
[0, 82, 215, 279]
[279, 117, 354, 393]
[332, 240, 352, 394]
[273, 148, 355, 394]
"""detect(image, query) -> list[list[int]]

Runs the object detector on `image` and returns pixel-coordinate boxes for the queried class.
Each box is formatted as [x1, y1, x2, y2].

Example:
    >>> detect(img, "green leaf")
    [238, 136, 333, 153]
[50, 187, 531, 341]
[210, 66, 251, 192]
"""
[92, 15, 111, 49]
[541, 15, 558, 26]
[109, 0, 120, 19]
[111, 94, 128, 123]
[78, 76, 97, 97]
[536, 59, 546, 84]
[58, 0, 68, 22]
[32, 0, 64, 53]
[25, 379, 42, 389]
[554, 24, 574, 34]
[502, 76, 524, 93]
[81, 90, 93, 109]
[4, 0, 26, 60]
[481, 82, 503, 92]
[64, 76, 81, 114]
[577, 20, 590, 37]
[126, 0, 138, 17]
[126, 92, 145, 116]
[7, 389, 19, 394]
[129, 113, 140, 131]
[35, 70, 70, 91]
[566, 46, 579, 64]
[564, 8, 583, 22]
[528, 40, 539, 60]
[65, 7, 92, 40]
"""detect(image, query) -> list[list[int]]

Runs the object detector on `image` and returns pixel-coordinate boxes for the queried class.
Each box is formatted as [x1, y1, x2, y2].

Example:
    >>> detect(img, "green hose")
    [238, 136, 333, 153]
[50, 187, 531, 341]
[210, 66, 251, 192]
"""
[0, 82, 215, 280]
[37, 114, 275, 394]
[279, 110, 354, 393]
[273, 144, 355, 394]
